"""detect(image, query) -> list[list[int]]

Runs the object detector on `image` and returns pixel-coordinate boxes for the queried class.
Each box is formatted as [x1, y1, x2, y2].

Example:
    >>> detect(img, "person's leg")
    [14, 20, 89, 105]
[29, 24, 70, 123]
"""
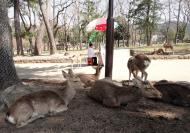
[92, 57, 97, 65]
[87, 57, 93, 65]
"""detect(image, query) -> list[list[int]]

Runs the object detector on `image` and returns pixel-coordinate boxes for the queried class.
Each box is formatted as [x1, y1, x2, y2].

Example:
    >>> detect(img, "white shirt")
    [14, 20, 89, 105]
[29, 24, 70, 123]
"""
[87, 47, 95, 57]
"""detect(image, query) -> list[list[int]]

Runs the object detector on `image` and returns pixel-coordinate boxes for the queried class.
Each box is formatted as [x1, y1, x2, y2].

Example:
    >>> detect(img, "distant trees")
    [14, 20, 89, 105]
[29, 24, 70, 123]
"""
[131, 0, 161, 46]
[6, 0, 190, 54]
[114, 16, 128, 47]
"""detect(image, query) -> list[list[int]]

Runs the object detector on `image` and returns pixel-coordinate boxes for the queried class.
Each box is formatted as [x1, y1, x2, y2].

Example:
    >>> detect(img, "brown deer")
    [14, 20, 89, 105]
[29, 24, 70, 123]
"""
[163, 42, 174, 53]
[150, 48, 165, 55]
[5, 70, 78, 128]
[153, 80, 190, 107]
[127, 54, 151, 81]
[88, 78, 162, 107]
[68, 65, 103, 87]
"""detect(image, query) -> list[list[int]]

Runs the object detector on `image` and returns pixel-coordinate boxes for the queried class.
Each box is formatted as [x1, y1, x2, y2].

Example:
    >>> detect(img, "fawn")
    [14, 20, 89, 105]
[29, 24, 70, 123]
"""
[127, 54, 151, 81]
[6, 70, 78, 128]
[68, 64, 103, 87]
[88, 78, 162, 107]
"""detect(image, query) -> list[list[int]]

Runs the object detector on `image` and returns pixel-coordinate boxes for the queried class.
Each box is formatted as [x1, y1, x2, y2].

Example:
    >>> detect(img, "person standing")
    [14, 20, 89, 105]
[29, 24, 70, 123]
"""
[87, 43, 97, 65]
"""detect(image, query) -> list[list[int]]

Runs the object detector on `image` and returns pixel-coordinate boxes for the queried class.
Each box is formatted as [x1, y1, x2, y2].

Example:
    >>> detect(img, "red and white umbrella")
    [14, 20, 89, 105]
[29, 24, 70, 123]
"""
[86, 18, 118, 32]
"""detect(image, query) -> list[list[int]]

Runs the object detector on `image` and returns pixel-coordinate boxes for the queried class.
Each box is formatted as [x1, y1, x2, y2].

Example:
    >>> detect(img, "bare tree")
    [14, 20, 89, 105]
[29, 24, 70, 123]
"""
[39, 0, 56, 55]
[19, 0, 37, 54]
[166, 0, 172, 42]
[174, 0, 183, 44]
[53, 0, 75, 38]
[117, 0, 129, 47]
[14, 0, 24, 55]
[34, 19, 46, 55]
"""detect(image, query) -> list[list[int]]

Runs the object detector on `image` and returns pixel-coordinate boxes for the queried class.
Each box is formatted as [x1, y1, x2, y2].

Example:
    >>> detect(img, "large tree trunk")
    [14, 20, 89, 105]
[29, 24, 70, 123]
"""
[34, 21, 45, 55]
[0, 0, 20, 90]
[14, 0, 24, 55]
[39, 0, 56, 55]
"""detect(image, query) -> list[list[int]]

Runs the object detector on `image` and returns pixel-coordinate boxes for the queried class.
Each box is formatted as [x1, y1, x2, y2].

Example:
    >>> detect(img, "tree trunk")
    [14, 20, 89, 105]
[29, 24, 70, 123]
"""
[39, 0, 56, 55]
[116, 39, 119, 47]
[0, 0, 20, 90]
[146, 3, 151, 46]
[14, 0, 24, 55]
[166, 0, 171, 42]
[175, 0, 182, 44]
[126, 2, 131, 47]
[34, 21, 45, 55]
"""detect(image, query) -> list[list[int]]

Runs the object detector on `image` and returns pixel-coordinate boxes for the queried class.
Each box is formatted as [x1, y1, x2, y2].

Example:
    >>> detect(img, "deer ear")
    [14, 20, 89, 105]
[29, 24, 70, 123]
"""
[68, 69, 75, 78]
[62, 70, 69, 79]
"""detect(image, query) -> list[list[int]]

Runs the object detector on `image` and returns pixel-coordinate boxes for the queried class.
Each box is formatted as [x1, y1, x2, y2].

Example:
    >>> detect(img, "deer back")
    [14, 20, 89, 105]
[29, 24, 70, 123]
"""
[6, 90, 67, 127]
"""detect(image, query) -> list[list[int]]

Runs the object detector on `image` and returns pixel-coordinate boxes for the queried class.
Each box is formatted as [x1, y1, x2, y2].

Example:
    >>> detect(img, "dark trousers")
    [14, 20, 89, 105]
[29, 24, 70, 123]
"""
[92, 57, 97, 65]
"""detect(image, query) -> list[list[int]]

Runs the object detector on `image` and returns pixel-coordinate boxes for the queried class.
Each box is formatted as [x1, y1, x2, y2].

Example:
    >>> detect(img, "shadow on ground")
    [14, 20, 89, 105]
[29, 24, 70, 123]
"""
[0, 80, 190, 133]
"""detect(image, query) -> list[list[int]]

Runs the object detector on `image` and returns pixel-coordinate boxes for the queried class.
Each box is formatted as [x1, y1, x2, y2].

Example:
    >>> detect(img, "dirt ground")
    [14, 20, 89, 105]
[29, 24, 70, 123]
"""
[0, 80, 190, 133]
[1, 49, 189, 132]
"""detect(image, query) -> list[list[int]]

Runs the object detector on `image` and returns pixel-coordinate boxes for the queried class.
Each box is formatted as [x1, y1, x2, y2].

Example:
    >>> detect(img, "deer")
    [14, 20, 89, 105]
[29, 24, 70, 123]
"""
[150, 48, 165, 55]
[153, 80, 190, 107]
[87, 78, 162, 108]
[68, 64, 103, 87]
[163, 41, 174, 54]
[127, 54, 151, 82]
[5, 70, 78, 128]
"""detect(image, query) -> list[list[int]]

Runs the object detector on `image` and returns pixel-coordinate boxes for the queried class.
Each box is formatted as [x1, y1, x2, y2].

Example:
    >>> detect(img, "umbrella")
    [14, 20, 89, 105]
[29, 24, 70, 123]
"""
[86, 18, 118, 32]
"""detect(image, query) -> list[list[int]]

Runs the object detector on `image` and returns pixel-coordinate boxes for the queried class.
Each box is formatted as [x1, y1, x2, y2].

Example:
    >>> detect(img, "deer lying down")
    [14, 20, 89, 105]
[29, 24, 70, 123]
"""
[88, 78, 162, 107]
[6, 90, 68, 128]
[68, 65, 103, 87]
[153, 80, 190, 107]
[6, 70, 77, 128]
[127, 54, 151, 81]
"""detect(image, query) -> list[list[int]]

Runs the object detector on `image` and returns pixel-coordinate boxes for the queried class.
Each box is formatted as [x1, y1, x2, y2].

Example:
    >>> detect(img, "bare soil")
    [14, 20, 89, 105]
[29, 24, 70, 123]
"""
[0, 79, 190, 133]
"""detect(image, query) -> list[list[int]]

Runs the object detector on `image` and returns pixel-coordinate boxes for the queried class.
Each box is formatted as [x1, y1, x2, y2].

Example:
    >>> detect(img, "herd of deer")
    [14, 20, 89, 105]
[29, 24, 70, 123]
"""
[3, 52, 190, 128]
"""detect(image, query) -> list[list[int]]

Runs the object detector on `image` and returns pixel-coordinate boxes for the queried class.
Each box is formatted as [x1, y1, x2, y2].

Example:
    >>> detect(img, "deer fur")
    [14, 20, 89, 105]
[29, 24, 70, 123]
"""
[6, 70, 78, 128]
[68, 65, 103, 87]
[151, 48, 165, 55]
[153, 80, 190, 107]
[163, 42, 173, 52]
[163, 41, 174, 55]
[127, 54, 151, 81]
[88, 78, 162, 108]
[6, 90, 68, 128]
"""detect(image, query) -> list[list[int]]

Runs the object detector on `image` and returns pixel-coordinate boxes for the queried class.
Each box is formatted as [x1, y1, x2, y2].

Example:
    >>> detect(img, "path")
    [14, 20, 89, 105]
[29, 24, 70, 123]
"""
[15, 49, 190, 82]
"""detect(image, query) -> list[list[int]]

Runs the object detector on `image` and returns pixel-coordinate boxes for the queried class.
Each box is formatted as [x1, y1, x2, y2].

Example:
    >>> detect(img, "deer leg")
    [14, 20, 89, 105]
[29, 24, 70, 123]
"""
[16, 114, 45, 128]
[50, 104, 68, 115]
[143, 71, 148, 81]
[129, 71, 131, 81]
[141, 72, 144, 79]
[132, 71, 137, 79]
